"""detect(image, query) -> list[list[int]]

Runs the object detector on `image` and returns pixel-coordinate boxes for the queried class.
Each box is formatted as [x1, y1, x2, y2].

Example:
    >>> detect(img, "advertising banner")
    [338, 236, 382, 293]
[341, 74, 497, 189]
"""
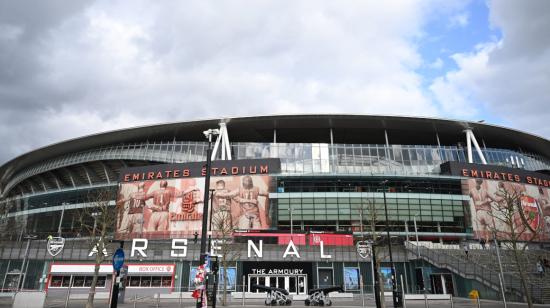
[441, 162, 550, 241]
[463, 178, 550, 241]
[116, 159, 280, 239]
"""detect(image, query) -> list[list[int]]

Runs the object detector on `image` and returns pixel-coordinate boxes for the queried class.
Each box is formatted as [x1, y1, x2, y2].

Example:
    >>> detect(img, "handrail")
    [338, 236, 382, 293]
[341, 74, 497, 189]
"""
[405, 241, 546, 303]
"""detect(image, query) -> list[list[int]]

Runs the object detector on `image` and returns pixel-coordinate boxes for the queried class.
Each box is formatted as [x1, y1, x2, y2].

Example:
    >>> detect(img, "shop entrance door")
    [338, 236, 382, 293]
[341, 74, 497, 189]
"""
[430, 274, 454, 295]
[318, 268, 333, 288]
[248, 274, 308, 295]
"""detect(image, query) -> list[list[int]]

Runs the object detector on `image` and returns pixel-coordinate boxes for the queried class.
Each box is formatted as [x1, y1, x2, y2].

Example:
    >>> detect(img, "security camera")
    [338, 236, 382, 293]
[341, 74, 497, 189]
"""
[203, 129, 220, 139]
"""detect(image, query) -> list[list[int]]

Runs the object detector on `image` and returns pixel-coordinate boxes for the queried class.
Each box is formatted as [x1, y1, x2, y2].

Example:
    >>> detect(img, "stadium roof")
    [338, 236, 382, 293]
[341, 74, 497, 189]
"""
[1, 114, 549, 188]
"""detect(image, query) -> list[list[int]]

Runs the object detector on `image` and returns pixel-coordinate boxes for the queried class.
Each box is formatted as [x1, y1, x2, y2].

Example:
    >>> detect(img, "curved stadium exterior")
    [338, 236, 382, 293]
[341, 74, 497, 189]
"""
[1, 114, 550, 303]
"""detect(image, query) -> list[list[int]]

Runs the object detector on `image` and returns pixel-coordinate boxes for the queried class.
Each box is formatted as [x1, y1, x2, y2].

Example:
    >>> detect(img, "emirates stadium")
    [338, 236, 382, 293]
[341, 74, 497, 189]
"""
[1, 114, 549, 306]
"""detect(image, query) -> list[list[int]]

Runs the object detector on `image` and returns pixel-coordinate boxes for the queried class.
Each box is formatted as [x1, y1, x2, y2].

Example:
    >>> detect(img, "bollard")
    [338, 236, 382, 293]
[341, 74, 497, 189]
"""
[423, 288, 428, 308]
[134, 294, 137, 308]
[64, 276, 73, 308]
[400, 275, 406, 308]
[156, 293, 160, 308]
[242, 275, 246, 306]
[450, 294, 454, 308]
[179, 287, 183, 307]
[360, 275, 365, 308]
[476, 296, 481, 308]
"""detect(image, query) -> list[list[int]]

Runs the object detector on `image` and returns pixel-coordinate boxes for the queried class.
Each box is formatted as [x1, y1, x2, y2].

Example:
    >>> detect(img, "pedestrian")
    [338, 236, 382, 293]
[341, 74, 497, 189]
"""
[480, 238, 486, 250]
[537, 258, 545, 278]
[463, 242, 469, 259]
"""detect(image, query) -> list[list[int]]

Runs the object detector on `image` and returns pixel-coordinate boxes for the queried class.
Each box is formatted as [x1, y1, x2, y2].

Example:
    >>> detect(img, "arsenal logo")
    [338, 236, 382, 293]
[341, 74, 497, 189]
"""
[356, 241, 371, 259]
[47, 236, 65, 257]
[519, 196, 542, 232]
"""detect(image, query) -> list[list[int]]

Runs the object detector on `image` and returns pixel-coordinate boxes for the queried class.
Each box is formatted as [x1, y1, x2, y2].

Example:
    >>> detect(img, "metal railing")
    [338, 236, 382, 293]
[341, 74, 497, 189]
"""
[406, 241, 548, 304]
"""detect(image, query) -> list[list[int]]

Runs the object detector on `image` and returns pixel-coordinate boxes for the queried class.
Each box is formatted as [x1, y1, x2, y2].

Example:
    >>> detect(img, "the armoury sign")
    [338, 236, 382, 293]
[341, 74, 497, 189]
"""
[441, 161, 550, 187]
[47, 236, 65, 256]
[115, 159, 280, 240]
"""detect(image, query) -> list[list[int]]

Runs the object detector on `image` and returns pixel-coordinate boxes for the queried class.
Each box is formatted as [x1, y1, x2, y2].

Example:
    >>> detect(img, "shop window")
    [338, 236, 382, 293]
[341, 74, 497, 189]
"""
[129, 276, 140, 287]
[72, 276, 85, 287]
[83, 276, 93, 287]
[96, 276, 106, 288]
[151, 276, 162, 287]
[61, 277, 71, 287]
[50, 276, 63, 287]
[140, 276, 152, 287]
[161, 277, 172, 287]
[343, 267, 359, 291]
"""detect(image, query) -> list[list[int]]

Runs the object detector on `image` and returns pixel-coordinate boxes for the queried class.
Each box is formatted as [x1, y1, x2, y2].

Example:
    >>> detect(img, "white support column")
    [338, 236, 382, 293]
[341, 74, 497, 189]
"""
[467, 130, 487, 164]
[465, 130, 473, 163]
[211, 131, 222, 160]
[211, 122, 232, 160]
[273, 129, 277, 144]
[464, 129, 488, 164]
[222, 123, 232, 160]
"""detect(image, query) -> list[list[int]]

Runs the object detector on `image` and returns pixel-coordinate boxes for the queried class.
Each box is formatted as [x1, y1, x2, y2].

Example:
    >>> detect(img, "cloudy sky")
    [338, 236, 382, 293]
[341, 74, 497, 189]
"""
[1, 0, 549, 164]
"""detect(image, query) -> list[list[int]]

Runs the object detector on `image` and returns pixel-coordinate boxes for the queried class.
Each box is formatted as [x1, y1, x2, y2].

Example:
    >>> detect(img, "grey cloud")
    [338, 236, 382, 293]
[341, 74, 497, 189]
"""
[0, 1, 463, 164]
[431, 0, 550, 140]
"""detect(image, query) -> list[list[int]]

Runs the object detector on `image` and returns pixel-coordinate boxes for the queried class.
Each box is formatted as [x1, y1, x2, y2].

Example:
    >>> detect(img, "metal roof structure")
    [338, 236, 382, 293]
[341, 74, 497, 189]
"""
[1, 114, 549, 196]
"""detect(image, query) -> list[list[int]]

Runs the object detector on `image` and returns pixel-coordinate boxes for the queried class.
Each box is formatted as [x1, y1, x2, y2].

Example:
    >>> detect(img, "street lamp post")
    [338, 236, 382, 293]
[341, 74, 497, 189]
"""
[198, 128, 219, 308]
[493, 232, 507, 308]
[208, 189, 215, 254]
[200, 129, 219, 264]
[380, 180, 398, 308]
[19, 234, 37, 291]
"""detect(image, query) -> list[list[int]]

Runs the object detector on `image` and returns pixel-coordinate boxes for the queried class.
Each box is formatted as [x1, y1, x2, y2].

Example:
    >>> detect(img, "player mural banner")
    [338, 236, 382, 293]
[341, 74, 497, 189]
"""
[441, 162, 550, 241]
[116, 159, 280, 239]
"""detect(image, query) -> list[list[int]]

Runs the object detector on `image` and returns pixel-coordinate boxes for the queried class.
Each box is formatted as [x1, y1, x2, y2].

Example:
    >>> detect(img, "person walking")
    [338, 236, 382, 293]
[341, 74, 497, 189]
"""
[463, 242, 469, 259]
[537, 258, 545, 278]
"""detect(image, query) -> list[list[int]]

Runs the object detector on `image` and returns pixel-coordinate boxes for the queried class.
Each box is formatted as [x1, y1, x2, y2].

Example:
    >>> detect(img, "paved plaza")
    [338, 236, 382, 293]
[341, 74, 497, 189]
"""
[1, 295, 547, 308]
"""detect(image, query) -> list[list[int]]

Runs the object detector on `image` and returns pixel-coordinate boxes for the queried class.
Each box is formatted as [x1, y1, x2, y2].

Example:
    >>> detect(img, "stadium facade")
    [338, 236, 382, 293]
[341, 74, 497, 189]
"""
[0, 114, 549, 303]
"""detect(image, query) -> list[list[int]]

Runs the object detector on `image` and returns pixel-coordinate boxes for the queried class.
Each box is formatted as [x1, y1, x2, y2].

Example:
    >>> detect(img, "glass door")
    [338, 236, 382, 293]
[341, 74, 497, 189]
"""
[318, 268, 333, 288]
[287, 276, 296, 294]
[297, 276, 306, 294]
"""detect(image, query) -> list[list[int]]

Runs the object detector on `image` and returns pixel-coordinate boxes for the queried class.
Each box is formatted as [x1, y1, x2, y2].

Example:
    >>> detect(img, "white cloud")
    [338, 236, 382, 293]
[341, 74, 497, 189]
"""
[428, 57, 444, 69]
[448, 12, 469, 28]
[430, 0, 550, 139]
[0, 0, 469, 163]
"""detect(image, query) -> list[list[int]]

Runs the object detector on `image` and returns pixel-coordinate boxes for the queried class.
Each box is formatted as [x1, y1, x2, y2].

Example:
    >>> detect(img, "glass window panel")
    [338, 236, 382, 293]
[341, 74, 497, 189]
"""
[72, 276, 85, 287]
[62, 276, 71, 287]
[130, 276, 140, 287]
[96, 276, 106, 288]
[140, 276, 152, 287]
[161, 277, 172, 287]
[152, 276, 162, 287]
[50, 276, 63, 287]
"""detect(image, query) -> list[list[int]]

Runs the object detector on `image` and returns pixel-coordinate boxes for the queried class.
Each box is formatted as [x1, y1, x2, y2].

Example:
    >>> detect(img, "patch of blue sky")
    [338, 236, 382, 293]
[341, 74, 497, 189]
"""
[416, 0, 501, 84]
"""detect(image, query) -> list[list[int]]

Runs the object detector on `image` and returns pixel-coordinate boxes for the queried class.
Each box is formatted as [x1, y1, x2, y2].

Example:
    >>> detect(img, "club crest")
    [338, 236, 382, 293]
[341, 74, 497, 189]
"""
[47, 236, 65, 257]
[356, 241, 371, 259]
